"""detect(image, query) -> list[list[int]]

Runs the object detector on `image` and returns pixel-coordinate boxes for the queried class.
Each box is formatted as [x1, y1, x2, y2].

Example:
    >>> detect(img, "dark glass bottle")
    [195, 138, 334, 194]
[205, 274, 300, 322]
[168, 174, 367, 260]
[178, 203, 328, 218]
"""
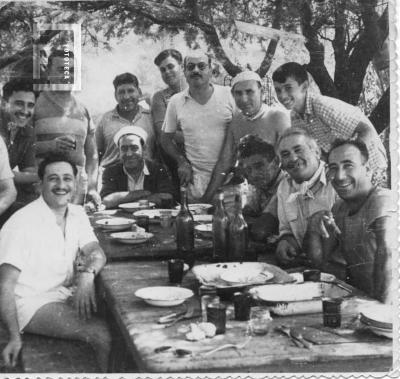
[212, 190, 229, 262]
[176, 186, 195, 267]
[228, 193, 248, 261]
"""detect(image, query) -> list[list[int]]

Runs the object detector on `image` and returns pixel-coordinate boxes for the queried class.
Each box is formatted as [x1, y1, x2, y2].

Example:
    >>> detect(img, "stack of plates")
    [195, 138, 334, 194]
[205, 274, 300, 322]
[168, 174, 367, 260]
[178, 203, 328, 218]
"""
[359, 303, 392, 339]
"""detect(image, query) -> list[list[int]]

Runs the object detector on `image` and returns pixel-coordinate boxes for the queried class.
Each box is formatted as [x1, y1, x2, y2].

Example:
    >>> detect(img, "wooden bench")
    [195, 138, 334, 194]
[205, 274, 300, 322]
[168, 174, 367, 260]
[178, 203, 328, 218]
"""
[0, 325, 100, 373]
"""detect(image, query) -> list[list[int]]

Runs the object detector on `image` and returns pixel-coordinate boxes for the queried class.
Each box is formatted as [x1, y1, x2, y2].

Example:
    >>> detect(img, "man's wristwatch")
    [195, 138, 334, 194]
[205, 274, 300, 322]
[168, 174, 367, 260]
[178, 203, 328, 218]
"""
[77, 267, 96, 276]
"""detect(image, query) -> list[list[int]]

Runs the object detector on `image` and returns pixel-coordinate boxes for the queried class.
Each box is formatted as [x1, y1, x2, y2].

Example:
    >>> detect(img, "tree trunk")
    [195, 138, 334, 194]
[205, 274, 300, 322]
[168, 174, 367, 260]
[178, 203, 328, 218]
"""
[369, 86, 389, 134]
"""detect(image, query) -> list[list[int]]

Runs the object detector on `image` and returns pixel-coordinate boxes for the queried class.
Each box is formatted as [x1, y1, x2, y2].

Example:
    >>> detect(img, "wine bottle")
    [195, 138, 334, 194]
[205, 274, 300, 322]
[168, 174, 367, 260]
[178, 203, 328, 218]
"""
[228, 193, 248, 261]
[212, 190, 229, 262]
[176, 186, 195, 267]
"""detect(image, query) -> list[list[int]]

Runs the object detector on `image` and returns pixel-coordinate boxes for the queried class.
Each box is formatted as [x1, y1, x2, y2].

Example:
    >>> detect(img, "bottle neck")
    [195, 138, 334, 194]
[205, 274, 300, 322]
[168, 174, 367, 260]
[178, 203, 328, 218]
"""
[180, 187, 188, 210]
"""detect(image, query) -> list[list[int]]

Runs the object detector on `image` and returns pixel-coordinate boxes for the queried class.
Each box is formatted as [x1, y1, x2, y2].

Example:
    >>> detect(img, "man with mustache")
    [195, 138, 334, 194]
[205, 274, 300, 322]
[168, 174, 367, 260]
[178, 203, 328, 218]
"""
[303, 140, 395, 303]
[0, 78, 39, 205]
[275, 127, 336, 266]
[161, 51, 235, 201]
[34, 50, 100, 207]
[0, 154, 111, 371]
[96, 73, 155, 172]
[272, 62, 388, 185]
[101, 126, 173, 208]
[202, 71, 290, 202]
[236, 134, 285, 241]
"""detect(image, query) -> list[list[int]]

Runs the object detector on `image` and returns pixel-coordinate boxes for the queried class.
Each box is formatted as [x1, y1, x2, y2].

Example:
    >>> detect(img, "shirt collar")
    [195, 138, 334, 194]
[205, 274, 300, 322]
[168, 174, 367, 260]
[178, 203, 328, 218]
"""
[242, 103, 268, 121]
[112, 105, 145, 123]
[36, 195, 76, 221]
[289, 160, 327, 190]
[123, 161, 149, 180]
[183, 83, 215, 102]
[303, 90, 314, 116]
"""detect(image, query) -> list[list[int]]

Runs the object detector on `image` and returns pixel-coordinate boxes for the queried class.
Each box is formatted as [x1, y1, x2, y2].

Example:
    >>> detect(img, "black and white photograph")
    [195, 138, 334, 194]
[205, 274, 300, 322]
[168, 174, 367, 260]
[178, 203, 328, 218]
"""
[0, 0, 397, 375]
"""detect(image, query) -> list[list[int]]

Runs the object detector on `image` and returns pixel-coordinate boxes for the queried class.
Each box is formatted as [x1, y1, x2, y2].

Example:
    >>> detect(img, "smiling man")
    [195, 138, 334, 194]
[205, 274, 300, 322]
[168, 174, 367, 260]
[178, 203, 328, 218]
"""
[272, 62, 388, 185]
[96, 72, 154, 171]
[0, 78, 39, 204]
[303, 140, 395, 303]
[0, 153, 111, 371]
[101, 126, 173, 209]
[161, 51, 235, 201]
[275, 128, 336, 266]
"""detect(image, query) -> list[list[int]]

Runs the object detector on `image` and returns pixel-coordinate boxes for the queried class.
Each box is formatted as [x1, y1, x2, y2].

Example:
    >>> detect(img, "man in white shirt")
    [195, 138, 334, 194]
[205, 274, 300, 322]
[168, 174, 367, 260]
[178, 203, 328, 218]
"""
[0, 154, 111, 372]
[161, 51, 235, 201]
[0, 137, 17, 221]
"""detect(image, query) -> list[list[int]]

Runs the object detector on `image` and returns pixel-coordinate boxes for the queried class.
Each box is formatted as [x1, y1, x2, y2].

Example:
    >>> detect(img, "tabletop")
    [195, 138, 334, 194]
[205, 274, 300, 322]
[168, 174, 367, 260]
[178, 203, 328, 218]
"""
[98, 260, 392, 373]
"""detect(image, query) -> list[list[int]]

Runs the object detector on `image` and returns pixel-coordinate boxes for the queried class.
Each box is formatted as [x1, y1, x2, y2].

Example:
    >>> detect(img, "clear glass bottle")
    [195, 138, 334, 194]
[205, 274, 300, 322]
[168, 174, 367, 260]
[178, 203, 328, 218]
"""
[176, 186, 195, 267]
[212, 189, 229, 262]
[228, 193, 248, 261]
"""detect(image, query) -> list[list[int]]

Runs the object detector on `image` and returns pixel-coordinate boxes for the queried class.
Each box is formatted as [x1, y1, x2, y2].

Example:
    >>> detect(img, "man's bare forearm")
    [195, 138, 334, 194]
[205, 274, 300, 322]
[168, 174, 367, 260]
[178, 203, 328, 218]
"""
[78, 241, 106, 275]
[0, 179, 16, 216]
[160, 132, 187, 164]
[102, 190, 151, 209]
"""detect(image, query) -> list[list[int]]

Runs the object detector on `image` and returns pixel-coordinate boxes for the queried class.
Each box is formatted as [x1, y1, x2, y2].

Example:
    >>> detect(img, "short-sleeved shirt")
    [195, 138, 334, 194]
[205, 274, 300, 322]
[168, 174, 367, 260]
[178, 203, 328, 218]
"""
[332, 187, 396, 298]
[0, 196, 97, 330]
[277, 162, 337, 246]
[95, 106, 154, 168]
[163, 84, 235, 199]
[230, 104, 290, 146]
[244, 170, 285, 217]
[0, 136, 13, 180]
[291, 91, 387, 173]
[0, 109, 36, 171]
[34, 91, 95, 167]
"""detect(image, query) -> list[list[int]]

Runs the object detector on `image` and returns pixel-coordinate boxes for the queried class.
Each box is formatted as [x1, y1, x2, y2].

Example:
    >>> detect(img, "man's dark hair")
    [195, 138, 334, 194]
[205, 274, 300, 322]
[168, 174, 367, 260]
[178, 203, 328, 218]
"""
[272, 62, 308, 85]
[154, 49, 183, 66]
[237, 134, 277, 162]
[328, 138, 369, 163]
[113, 73, 139, 90]
[2, 78, 35, 100]
[48, 50, 75, 69]
[38, 153, 78, 180]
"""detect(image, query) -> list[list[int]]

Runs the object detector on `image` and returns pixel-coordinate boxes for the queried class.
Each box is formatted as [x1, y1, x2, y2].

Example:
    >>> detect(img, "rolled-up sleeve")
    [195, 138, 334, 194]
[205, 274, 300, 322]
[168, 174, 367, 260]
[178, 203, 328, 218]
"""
[162, 96, 179, 134]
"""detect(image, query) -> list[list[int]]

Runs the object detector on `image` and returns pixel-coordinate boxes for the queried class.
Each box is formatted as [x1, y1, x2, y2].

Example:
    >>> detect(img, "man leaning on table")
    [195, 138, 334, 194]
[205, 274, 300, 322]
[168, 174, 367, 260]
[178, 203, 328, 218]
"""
[0, 153, 111, 372]
[101, 126, 173, 209]
[303, 140, 395, 303]
[274, 128, 337, 266]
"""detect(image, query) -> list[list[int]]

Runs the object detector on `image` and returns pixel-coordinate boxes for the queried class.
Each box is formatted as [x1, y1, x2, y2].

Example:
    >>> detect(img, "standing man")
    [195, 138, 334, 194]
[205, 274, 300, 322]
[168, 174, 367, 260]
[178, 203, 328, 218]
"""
[0, 154, 111, 371]
[161, 51, 235, 201]
[0, 137, 17, 222]
[0, 78, 39, 204]
[272, 62, 387, 185]
[275, 128, 337, 266]
[96, 73, 155, 171]
[33, 50, 100, 206]
[202, 71, 290, 201]
[304, 140, 395, 303]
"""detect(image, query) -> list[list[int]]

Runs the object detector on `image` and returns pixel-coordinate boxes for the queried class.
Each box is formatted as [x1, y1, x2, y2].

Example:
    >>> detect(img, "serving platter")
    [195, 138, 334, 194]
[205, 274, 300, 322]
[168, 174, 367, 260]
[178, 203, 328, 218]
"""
[109, 231, 154, 244]
[95, 217, 136, 231]
[192, 262, 274, 289]
[359, 303, 392, 330]
[135, 286, 194, 307]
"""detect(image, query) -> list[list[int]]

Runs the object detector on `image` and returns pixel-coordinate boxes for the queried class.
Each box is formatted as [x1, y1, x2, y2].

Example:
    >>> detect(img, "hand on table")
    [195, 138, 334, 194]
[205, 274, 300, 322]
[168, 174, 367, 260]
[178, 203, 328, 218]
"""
[73, 273, 97, 320]
[276, 237, 300, 265]
[2, 336, 22, 367]
[86, 189, 102, 210]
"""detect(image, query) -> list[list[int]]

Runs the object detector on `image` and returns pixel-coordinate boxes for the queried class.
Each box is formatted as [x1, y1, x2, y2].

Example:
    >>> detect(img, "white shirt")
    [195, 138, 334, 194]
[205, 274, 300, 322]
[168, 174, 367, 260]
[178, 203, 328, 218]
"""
[0, 196, 97, 330]
[163, 84, 235, 199]
[124, 163, 149, 191]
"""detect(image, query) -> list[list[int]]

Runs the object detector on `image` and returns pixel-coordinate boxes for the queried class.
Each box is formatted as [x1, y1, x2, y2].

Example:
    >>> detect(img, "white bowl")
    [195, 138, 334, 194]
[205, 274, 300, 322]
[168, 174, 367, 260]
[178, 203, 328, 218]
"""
[110, 231, 153, 244]
[95, 217, 135, 231]
[119, 202, 156, 212]
[135, 286, 194, 307]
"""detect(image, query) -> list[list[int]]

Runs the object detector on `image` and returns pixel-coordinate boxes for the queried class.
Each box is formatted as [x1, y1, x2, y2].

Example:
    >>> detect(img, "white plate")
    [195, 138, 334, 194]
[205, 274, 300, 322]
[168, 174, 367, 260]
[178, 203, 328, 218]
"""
[195, 223, 212, 233]
[133, 209, 179, 219]
[175, 203, 212, 214]
[93, 209, 118, 216]
[221, 267, 273, 284]
[135, 286, 194, 307]
[119, 202, 156, 212]
[193, 214, 213, 223]
[192, 262, 274, 288]
[95, 217, 135, 231]
[110, 231, 154, 244]
[359, 303, 392, 329]
[360, 320, 392, 339]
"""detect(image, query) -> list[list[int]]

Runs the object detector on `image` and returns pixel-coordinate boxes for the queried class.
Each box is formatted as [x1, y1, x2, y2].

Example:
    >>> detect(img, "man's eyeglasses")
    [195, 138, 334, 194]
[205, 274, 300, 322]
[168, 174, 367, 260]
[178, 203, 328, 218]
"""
[186, 62, 208, 71]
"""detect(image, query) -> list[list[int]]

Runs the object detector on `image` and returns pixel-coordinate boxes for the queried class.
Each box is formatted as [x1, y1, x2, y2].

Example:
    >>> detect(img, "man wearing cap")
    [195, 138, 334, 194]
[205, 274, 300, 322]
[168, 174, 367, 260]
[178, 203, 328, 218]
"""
[202, 71, 290, 202]
[101, 126, 173, 209]
[96, 73, 155, 171]
[160, 51, 235, 201]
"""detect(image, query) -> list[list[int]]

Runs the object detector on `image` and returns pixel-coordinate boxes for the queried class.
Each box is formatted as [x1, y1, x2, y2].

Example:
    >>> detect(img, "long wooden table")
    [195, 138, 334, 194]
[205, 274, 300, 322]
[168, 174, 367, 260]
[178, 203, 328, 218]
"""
[98, 260, 393, 373]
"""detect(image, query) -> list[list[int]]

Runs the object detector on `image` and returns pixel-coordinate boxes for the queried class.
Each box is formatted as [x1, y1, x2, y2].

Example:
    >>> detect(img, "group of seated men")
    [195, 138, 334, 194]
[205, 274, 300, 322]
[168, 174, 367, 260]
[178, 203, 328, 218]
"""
[0, 47, 394, 371]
